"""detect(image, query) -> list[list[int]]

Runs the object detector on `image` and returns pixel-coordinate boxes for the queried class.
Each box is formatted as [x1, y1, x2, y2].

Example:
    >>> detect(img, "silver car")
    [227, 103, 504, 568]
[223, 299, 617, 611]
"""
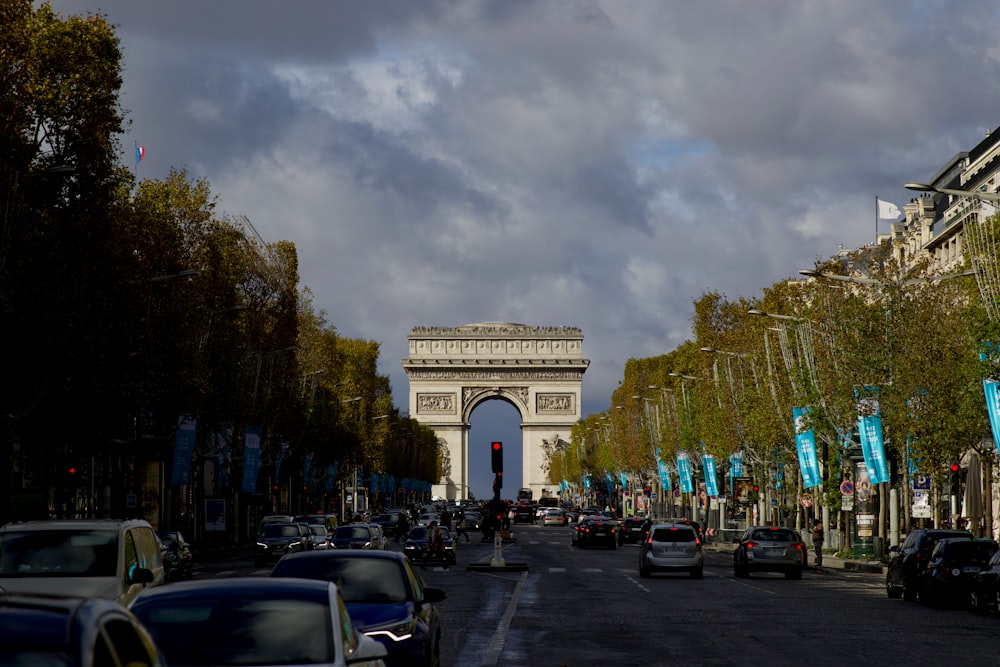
[639, 523, 704, 578]
[733, 526, 806, 579]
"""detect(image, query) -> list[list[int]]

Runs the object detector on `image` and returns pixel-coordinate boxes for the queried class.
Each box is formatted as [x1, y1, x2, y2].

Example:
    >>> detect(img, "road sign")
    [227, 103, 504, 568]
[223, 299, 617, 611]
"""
[840, 480, 854, 496]
[912, 474, 930, 490]
[841, 497, 854, 511]
[650, 492, 657, 499]
[800, 493, 813, 508]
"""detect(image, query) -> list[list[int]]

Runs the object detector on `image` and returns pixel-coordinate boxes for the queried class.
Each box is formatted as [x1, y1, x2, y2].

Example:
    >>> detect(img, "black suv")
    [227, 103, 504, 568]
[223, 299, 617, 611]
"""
[886, 528, 972, 601]
[618, 516, 652, 545]
[513, 503, 536, 524]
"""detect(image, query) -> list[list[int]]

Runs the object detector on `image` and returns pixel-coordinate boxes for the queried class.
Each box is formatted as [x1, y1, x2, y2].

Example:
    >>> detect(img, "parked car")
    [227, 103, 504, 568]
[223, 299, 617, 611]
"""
[733, 526, 806, 579]
[156, 529, 194, 580]
[572, 516, 618, 549]
[886, 528, 973, 601]
[331, 524, 379, 550]
[971, 548, 1000, 613]
[918, 537, 999, 607]
[0, 518, 166, 606]
[130, 578, 386, 667]
[403, 526, 457, 566]
[0, 594, 165, 667]
[639, 522, 704, 578]
[618, 516, 653, 545]
[254, 522, 310, 566]
[271, 550, 446, 667]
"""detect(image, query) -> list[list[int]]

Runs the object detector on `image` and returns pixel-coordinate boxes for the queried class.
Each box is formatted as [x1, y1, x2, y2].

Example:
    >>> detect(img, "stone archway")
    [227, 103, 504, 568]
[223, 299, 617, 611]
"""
[402, 322, 589, 501]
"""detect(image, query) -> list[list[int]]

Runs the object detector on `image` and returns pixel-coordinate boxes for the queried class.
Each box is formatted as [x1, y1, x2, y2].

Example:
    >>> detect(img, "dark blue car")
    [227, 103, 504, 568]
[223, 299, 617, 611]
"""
[270, 550, 445, 667]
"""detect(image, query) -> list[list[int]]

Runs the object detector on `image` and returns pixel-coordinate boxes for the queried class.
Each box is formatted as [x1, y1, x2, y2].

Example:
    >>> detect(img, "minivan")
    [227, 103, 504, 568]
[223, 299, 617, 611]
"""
[0, 518, 166, 606]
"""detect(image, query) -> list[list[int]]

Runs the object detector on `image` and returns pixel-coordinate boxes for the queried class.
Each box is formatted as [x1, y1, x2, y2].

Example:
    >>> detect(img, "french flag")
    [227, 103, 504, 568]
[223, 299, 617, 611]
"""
[135, 146, 145, 164]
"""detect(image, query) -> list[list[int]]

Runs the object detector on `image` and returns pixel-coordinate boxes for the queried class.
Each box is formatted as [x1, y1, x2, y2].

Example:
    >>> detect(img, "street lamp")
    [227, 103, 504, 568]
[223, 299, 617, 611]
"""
[904, 182, 1000, 203]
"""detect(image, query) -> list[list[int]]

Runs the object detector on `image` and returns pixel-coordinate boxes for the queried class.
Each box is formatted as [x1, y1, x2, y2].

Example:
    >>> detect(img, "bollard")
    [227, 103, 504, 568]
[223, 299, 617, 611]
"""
[490, 532, 505, 566]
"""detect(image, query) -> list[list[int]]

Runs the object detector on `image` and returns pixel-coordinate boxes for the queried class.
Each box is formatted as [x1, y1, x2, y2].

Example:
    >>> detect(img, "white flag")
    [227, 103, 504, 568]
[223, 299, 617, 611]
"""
[877, 199, 901, 219]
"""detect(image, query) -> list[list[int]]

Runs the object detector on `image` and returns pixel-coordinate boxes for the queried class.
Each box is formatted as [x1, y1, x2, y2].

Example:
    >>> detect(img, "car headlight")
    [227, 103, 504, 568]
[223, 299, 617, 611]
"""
[364, 619, 415, 643]
[256, 542, 268, 549]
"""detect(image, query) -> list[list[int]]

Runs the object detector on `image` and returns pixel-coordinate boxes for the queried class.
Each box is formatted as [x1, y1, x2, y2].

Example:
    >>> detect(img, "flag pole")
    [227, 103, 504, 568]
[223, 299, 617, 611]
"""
[874, 196, 878, 246]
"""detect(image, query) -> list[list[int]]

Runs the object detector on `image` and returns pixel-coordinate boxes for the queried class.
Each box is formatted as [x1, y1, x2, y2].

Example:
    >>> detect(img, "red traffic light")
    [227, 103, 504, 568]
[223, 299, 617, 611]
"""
[68, 467, 77, 475]
[950, 462, 960, 473]
[492, 442, 501, 451]
[752, 485, 759, 492]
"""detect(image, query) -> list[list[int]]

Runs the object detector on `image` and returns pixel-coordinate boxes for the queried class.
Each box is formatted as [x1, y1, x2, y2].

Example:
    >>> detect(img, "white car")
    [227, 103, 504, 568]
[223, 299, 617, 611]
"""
[0, 519, 166, 607]
[541, 508, 567, 526]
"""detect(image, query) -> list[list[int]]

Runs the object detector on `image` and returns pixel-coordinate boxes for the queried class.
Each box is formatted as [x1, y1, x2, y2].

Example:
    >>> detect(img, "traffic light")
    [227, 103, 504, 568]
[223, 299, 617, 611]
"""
[492, 471, 503, 493]
[491, 441, 503, 473]
[949, 461, 961, 495]
[751, 484, 760, 502]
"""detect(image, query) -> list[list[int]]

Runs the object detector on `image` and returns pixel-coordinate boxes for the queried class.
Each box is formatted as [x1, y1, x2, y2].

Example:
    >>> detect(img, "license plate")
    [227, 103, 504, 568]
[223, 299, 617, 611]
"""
[630, 528, 642, 532]
[765, 547, 785, 555]
[963, 566, 981, 573]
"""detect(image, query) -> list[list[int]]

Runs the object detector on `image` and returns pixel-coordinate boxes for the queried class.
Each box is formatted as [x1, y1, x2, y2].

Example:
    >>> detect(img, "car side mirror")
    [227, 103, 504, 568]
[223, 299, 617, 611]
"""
[129, 567, 155, 585]
[420, 586, 447, 605]
[888, 545, 899, 553]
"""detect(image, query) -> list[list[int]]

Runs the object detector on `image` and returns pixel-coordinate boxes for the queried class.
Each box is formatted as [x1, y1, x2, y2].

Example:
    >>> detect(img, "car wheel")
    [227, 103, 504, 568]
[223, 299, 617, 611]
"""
[886, 573, 902, 599]
[691, 566, 703, 579]
[639, 561, 651, 578]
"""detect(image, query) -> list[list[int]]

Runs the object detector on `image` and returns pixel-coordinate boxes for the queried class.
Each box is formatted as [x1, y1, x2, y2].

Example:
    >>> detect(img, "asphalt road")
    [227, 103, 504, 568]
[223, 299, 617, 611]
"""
[195, 524, 1000, 666]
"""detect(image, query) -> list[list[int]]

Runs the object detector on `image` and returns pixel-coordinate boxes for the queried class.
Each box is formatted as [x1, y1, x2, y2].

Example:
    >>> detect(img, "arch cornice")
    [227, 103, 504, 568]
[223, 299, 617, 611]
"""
[461, 386, 528, 422]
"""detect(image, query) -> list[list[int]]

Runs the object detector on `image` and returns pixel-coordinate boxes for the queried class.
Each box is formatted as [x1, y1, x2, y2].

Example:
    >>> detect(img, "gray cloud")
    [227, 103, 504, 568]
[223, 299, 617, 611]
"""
[40, 0, 1000, 495]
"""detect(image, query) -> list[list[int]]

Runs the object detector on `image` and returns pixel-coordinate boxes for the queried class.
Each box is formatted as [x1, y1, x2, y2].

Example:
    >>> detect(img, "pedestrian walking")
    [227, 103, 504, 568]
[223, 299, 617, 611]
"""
[455, 510, 471, 542]
[395, 512, 410, 543]
[811, 519, 824, 569]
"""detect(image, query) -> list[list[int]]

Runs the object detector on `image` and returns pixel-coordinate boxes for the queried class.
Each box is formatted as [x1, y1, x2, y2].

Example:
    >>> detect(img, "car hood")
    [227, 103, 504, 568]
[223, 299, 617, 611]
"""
[346, 601, 414, 631]
[258, 537, 297, 546]
[0, 576, 121, 600]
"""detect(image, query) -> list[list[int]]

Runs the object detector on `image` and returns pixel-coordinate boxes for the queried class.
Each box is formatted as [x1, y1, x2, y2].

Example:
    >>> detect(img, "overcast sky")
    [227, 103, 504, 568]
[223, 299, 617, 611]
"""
[43, 1, 1000, 498]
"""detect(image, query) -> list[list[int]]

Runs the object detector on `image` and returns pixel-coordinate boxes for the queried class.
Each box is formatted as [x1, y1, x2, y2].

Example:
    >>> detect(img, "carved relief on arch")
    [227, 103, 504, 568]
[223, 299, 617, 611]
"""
[417, 393, 456, 414]
[536, 393, 575, 413]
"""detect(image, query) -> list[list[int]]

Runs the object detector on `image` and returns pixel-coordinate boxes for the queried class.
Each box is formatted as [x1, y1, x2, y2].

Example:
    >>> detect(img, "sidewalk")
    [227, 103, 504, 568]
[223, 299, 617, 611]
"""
[705, 541, 883, 573]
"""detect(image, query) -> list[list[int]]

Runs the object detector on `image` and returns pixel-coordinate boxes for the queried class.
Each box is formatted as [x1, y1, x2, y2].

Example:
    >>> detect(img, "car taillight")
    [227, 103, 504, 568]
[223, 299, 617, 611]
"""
[745, 541, 757, 549]
[794, 543, 804, 550]
[646, 535, 654, 546]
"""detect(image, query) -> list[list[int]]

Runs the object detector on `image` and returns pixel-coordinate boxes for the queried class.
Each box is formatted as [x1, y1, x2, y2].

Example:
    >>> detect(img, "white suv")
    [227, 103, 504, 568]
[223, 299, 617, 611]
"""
[0, 518, 166, 606]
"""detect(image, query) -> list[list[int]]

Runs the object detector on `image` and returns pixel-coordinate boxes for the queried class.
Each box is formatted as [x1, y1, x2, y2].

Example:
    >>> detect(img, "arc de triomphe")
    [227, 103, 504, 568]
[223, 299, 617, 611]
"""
[402, 322, 589, 501]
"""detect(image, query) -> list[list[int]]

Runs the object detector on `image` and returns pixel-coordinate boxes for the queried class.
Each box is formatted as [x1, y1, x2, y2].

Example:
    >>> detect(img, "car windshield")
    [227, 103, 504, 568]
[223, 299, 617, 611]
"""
[272, 557, 409, 603]
[158, 533, 179, 548]
[750, 529, 798, 542]
[943, 541, 998, 561]
[335, 526, 371, 539]
[133, 595, 334, 666]
[652, 528, 696, 542]
[408, 527, 429, 540]
[0, 529, 118, 577]
[261, 524, 300, 538]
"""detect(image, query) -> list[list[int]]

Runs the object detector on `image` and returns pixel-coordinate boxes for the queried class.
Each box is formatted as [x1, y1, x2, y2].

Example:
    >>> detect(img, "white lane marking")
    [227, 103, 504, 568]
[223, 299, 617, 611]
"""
[480, 570, 528, 667]
[549, 567, 566, 572]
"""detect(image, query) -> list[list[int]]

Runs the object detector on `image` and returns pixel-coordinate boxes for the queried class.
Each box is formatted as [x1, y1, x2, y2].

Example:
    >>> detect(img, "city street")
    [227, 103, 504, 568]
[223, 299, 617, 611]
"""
[195, 523, 999, 665]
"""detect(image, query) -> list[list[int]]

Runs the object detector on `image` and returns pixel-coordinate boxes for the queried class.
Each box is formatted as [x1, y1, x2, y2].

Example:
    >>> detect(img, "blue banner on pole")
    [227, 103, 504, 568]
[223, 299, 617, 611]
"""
[241, 426, 262, 494]
[658, 458, 672, 491]
[702, 453, 719, 497]
[793, 407, 823, 489]
[677, 453, 694, 494]
[856, 387, 889, 484]
[170, 418, 197, 486]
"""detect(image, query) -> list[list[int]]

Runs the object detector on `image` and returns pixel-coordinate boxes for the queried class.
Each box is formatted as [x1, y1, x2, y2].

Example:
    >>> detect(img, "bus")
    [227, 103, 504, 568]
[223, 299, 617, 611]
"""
[517, 487, 533, 502]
